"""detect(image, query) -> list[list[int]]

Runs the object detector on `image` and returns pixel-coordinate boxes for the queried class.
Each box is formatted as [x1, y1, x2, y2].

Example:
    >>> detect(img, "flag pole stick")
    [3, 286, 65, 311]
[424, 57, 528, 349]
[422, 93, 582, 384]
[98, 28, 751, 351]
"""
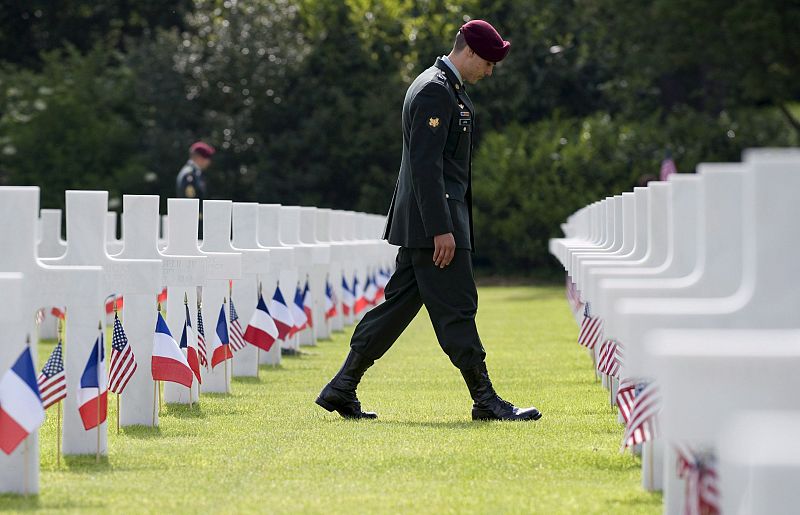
[23, 437, 29, 495]
[57, 401, 61, 468]
[116, 394, 120, 434]
[158, 380, 162, 411]
[152, 380, 157, 427]
[96, 322, 102, 464]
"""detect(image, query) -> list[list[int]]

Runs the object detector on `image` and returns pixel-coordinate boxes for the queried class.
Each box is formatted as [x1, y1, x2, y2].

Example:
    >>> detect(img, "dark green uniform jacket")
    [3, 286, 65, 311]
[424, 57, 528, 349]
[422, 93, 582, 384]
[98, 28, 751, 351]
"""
[383, 58, 475, 250]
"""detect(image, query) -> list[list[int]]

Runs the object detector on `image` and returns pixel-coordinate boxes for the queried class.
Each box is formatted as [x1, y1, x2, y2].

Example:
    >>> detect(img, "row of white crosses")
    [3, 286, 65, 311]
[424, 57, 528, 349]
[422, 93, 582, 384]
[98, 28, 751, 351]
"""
[550, 148, 800, 514]
[0, 187, 395, 494]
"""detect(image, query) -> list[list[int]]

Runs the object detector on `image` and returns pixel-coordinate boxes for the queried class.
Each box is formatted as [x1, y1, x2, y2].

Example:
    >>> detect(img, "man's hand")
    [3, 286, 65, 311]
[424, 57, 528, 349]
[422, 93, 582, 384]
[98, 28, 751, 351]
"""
[433, 232, 456, 268]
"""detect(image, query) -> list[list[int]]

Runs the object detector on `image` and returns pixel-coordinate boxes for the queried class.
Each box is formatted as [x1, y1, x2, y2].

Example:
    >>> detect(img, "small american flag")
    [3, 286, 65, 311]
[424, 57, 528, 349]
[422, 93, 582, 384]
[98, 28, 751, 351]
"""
[622, 381, 661, 450]
[565, 275, 583, 319]
[229, 296, 246, 353]
[37, 341, 66, 409]
[34, 308, 45, 326]
[196, 303, 208, 368]
[616, 376, 638, 423]
[108, 312, 137, 394]
[676, 445, 720, 515]
[597, 339, 622, 378]
[577, 303, 603, 349]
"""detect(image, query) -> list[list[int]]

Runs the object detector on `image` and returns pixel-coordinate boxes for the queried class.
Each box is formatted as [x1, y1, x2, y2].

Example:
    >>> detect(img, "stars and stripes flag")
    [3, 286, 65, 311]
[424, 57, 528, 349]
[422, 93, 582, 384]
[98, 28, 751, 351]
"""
[675, 444, 721, 515]
[289, 283, 308, 337]
[179, 301, 202, 384]
[37, 341, 66, 409]
[0, 346, 45, 454]
[578, 303, 603, 349]
[303, 280, 313, 329]
[196, 302, 208, 368]
[228, 296, 247, 353]
[341, 276, 354, 316]
[243, 293, 279, 352]
[597, 339, 622, 378]
[77, 331, 108, 430]
[151, 310, 194, 388]
[324, 279, 337, 320]
[565, 275, 584, 320]
[210, 301, 232, 369]
[622, 381, 661, 450]
[659, 151, 678, 181]
[616, 376, 638, 424]
[108, 313, 137, 394]
[270, 285, 294, 340]
[34, 308, 45, 326]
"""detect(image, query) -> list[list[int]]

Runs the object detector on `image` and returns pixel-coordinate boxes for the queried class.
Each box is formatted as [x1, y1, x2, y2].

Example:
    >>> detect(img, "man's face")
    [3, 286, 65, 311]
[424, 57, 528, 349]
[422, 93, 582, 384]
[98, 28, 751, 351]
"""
[193, 154, 212, 171]
[463, 50, 495, 84]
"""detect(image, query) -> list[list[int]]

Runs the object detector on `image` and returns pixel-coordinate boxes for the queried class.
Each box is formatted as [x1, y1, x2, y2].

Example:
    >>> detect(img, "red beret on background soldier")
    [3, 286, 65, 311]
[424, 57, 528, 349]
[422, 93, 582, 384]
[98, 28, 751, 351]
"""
[176, 141, 215, 200]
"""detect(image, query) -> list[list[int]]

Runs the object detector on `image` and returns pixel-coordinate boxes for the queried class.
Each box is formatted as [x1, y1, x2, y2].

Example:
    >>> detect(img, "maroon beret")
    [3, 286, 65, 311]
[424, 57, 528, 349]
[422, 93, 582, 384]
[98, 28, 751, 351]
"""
[190, 141, 215, 158]
[460, 20, 510, 62]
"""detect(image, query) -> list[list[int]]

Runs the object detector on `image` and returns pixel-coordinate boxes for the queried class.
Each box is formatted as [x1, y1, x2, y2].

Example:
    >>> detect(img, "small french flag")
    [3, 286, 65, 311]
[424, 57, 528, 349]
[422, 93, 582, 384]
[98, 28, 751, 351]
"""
[152, 310, 193, 388]
[0, 347, 44, 454]
[324, 280, 337, 320]
[210, 302, 232, 369]
[270, 286, 295, 341]
[243, 294, 279, 352]
[77, 333, 108, 430]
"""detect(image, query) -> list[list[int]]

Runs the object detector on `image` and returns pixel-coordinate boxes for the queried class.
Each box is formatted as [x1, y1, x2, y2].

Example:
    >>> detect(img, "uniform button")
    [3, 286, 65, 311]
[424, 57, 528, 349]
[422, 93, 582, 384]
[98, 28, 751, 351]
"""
[445, 193, 450, 199]
[462, 127, 467, 132]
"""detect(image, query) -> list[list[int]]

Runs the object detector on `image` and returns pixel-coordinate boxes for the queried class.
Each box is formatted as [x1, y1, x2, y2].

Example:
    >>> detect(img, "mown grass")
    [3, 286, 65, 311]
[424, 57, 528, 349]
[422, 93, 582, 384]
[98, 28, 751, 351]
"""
[1, 286, 660, 514]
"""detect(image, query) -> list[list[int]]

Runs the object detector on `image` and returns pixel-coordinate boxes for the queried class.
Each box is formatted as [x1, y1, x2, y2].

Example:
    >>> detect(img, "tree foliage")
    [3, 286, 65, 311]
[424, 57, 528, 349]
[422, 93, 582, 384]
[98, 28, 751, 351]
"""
[0, 0, 797, 272]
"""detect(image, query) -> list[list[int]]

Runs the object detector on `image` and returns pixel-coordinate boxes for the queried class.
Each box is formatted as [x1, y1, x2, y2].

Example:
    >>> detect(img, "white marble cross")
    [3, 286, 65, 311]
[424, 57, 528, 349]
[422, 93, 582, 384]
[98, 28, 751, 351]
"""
[199, 200, 242, 393]
[0, 273, 34, 494]
[298, 207, 331, 344]
[258, 204, 298, 360]
[231, 202, 271, 377]
[115, 195, 185, 424]
[0, 186, 103, 486]
[43, 190, 161, 454]
[161, 198, 207, 405]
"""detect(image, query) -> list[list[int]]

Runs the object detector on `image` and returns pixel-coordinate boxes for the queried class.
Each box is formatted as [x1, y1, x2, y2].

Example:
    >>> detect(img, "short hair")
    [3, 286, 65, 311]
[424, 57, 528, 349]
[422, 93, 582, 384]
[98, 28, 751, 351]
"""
[453, 30, 467, 53]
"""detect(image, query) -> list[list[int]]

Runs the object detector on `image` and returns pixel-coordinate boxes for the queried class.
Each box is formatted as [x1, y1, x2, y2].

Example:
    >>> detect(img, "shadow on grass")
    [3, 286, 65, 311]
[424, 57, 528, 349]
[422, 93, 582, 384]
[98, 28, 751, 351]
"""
[119, 424, 162, 439]
[0, 494, 41, 511]
[62, 454, 112, 470]
[233, 376, 262, 385]
[162, 403, 207, 419]
[372, 420, 480, 430]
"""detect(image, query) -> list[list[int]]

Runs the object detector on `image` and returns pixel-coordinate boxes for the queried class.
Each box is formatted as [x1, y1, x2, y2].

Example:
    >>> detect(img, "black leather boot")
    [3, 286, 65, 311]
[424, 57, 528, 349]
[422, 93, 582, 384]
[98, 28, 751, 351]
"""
[316, 350, 378, 419]
[460, 362, 542, 421]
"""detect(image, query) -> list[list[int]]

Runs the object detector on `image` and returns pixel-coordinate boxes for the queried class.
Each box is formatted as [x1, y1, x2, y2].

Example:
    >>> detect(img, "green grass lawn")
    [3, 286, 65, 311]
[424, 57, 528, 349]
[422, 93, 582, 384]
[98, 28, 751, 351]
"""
[1, 286, 661, 514]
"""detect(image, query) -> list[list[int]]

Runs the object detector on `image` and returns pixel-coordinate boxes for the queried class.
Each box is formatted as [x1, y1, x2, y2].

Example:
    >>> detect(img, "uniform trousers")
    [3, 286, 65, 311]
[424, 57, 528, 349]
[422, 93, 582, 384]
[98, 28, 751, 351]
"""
[350, 247, 485, 370]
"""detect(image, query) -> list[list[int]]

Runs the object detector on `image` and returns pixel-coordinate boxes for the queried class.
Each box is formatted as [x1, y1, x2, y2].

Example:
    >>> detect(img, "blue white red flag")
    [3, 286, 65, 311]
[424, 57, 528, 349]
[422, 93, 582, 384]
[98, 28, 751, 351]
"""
[0, 347, 44, 454]
[341, 276, 353, 316]
[151, 310, 193, 388]
[353, 274, 368, 314]
[324, 279, 337, 319]
[270, 286, 294, 340]
[210, 302, 232, 369]
[303, 280, 313, 329]
[289, 283, 308, 336]
[244, 294, 279, 352]
[181, 301, 201, 384]
[77, 332, 108, 430]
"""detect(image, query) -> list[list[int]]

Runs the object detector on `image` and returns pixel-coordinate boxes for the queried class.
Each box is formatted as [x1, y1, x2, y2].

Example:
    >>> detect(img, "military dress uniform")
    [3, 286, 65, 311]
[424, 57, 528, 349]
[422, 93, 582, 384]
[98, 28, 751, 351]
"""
[349, 57, 485, 371]
[176, 160, 207, 200]
[317, 20, 541, 422]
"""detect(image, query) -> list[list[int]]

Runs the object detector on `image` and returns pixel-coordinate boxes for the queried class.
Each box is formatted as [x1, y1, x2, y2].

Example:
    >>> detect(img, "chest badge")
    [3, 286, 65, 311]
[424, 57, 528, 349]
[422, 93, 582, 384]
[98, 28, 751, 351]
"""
[428, 117, 440, 128]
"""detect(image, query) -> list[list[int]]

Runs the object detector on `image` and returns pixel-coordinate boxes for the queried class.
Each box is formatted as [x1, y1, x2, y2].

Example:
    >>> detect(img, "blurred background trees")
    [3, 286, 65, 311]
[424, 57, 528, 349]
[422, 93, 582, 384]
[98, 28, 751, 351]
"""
[1, 0, 797, 275]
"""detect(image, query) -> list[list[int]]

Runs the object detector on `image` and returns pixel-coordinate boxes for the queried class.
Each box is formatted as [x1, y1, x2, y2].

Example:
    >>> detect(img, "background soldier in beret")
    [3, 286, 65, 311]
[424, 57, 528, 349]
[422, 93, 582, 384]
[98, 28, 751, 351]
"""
[317, 20, 542, 422]
[176, 141, 215, 200]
